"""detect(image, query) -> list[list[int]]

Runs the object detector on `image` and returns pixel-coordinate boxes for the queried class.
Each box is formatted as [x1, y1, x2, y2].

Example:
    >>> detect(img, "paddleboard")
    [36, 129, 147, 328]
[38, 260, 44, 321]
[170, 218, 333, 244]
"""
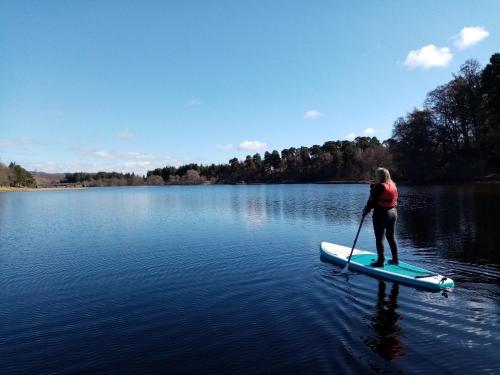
[320, 242, 454, 290]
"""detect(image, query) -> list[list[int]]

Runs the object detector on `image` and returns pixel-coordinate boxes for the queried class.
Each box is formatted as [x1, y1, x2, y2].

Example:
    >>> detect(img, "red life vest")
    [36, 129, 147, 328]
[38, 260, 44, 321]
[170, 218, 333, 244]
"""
[377, 183, 398, 208]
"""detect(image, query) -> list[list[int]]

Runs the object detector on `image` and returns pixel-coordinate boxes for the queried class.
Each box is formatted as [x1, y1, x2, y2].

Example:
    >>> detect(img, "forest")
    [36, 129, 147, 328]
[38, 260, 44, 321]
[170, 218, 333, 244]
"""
[388, 53, 500, 182]
[1, 53, 499, 188]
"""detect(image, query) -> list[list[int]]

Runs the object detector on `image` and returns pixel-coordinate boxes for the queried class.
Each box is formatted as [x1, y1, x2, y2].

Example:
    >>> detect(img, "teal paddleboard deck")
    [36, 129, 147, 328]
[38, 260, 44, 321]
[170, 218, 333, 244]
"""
[320, 242, 454, 290]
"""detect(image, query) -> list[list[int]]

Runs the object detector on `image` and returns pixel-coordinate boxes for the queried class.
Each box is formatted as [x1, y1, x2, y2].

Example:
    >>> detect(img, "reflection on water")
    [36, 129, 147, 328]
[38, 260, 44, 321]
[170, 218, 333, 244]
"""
[0, 185, 499, 373]
[398, 184, 500, 265]
[228, 185, 373, 230]
[230, 184, 500, 267]
[364, 281, 404, 362]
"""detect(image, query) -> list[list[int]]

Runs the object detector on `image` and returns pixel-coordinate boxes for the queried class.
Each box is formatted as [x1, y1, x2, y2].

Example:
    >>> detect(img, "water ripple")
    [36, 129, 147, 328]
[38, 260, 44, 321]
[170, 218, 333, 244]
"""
[0, 185, 499, 373]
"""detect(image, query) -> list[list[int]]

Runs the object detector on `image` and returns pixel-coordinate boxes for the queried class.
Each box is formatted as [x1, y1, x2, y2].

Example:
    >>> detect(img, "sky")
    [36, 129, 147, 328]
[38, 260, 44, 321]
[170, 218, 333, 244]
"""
[1, 1, 499, 175]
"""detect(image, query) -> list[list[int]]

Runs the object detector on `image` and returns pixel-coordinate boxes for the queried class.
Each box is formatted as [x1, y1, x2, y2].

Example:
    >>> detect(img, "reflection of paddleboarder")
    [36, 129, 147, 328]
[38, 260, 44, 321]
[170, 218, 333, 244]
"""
[363, 168, 399, 267]
[365, 280, 405, 361]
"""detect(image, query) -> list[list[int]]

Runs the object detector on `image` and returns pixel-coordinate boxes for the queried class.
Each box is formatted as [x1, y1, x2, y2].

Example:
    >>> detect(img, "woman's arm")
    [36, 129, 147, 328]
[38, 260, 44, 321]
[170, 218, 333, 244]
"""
[363, 183, 384, 215]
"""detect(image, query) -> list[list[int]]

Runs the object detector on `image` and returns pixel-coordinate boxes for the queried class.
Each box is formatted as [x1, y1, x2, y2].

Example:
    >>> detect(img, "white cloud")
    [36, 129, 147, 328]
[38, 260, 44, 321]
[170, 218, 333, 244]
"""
[117, 130, 135, 140]
[304, 110, 325, 120]
[186, 98, 203, 107]
[25, 159, 163, 176]
[454, 26, 489, 49]
[238, 140, 268, 151]
[363, 128, 376, 136]
[90, 149, 156, 161]
[125, 151, 155, 160]
[94, 150, 112, 158]
[28, 148, 184, 175]
[404, 44, 453, 69]
[345, 132, 356, 141]
[10, 142, 185, 175]
[27, 161, 99, 173]
[216, 144, 233, 150]
[124, 161, 152, 168]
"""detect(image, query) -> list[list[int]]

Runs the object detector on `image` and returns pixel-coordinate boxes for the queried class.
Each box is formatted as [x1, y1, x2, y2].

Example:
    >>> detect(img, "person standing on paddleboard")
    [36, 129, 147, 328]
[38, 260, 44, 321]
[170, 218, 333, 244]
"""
[362, 168, 399, 267]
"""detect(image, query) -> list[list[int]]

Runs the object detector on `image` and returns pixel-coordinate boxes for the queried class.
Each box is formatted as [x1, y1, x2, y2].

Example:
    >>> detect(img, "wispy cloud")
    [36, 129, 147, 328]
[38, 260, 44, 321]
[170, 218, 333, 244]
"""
[404, 44, 452, 69]
[216, 144, 233, 151]
[48, 108, 64, 117]
[117, 129, 135, 140]
[87, 149, 156, 161]
[304, 110, 325, 120]
[363, 128, 376, 136]
[186, 98, 203, 108]
[238, 140, 268, 151]
[123, 161, 153, 168]
[27, 161, 100, 173]
[0, 138, 49, 151]
[94, 150, 112, 158]
[454, 26, 489, 49]
[25, 159, 166, 176]
[0, 138, 36, 148]
[55, 147, 185, 175]
[125, 151, 156, 160]
[345, 132, 356, 141]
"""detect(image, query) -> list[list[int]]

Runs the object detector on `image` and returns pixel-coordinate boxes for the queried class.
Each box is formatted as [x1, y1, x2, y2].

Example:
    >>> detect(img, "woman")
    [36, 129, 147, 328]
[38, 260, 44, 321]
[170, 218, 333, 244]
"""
[363, 168, 399, 267]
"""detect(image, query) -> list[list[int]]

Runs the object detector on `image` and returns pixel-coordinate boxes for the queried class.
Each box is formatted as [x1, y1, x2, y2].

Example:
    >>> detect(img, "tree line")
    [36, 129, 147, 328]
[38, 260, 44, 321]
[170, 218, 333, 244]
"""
[146, 136, 390, 184]
[2, 52, 498, 188]
[0, 162, 36, 187]
[387, 53, 500, 183]
[61, 171, 145, 186]
[47, 136, 389, 187]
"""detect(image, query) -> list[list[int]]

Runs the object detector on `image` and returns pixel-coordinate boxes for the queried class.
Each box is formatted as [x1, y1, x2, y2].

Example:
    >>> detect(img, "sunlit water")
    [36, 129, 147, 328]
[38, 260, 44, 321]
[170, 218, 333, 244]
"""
[1, 184, 499, 373]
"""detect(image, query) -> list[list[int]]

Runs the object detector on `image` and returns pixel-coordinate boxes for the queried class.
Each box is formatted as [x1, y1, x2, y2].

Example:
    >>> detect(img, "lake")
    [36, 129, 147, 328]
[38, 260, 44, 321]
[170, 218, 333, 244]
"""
[1, 184, 499, 373]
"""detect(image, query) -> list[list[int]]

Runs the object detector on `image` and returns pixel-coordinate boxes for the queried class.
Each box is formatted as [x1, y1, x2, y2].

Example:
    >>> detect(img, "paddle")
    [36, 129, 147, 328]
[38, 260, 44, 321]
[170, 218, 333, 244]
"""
[340, 213, 366, 273]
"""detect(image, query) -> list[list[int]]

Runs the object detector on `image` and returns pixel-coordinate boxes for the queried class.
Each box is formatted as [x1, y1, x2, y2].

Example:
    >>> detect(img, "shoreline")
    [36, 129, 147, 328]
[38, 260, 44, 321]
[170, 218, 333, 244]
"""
[2, 180, 500, 192]
[0, 186, 88, 192]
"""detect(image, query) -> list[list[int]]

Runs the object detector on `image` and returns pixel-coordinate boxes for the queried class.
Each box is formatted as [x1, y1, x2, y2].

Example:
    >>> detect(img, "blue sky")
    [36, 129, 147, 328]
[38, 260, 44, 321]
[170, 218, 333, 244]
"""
[1, 1, 499, 174]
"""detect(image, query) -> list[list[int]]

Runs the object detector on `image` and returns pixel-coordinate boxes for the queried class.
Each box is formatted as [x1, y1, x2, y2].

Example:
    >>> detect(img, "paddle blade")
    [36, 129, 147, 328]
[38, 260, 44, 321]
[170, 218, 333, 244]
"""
[340, 263, 349, 273]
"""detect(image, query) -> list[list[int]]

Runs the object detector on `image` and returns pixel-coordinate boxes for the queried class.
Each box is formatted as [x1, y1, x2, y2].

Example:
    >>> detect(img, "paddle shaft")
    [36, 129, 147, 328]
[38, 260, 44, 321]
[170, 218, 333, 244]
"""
[345, 214, 366, 266]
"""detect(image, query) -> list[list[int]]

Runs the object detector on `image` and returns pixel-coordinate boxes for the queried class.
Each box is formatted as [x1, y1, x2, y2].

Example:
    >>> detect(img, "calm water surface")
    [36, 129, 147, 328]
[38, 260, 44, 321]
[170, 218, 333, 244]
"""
[1, 184, 499, 373]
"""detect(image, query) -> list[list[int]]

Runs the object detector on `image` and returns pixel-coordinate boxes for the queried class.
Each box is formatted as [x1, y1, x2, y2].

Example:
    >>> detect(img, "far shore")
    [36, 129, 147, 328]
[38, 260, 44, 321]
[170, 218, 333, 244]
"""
[2, 179, 500, 193]
[0, 186, 88, 193]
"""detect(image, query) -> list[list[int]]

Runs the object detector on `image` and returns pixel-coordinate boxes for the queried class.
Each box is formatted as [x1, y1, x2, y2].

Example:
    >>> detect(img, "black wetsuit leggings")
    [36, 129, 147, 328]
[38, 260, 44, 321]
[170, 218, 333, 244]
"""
[373, 207, 398, 261]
